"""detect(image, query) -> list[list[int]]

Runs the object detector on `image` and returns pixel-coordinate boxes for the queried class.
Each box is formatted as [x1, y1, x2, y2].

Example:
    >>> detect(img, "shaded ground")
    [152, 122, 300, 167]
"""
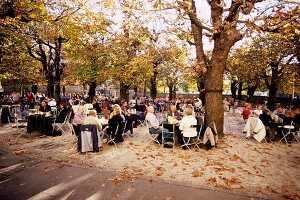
[0, 112, 299, 199]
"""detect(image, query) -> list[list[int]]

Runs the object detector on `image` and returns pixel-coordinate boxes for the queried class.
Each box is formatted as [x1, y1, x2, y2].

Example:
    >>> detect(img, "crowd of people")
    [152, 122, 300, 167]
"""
[1, 90, 299, 146]
[242, 103, 300, 143]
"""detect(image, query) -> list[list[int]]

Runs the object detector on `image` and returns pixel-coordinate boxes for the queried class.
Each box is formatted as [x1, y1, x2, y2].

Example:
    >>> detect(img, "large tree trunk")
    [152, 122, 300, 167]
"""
[143, 81, 147, 97]
[205, 28, 242, 137]
[47, 77, 54, 98]
[120, 82, 129, 102]
[247, 85, 257, 102]
[230, 80, 237, 99]
[267, 84, 277, 111]
[168, 85, 174, 101]
[88, 82, 96, 100]
[150, 62, 158, 99]
[238, 82, 243, 101]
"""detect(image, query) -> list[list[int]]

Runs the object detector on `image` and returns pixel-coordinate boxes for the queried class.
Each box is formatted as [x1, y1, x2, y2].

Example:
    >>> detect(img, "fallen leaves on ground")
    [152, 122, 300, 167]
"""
[191, 169, 203, 177]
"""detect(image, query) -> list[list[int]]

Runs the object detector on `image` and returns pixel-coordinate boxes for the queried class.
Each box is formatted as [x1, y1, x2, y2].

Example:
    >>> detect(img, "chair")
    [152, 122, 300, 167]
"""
[106, 121, 126, 146]
[13, 113, 28, 140]
[77, 124, 101, 153]
[145, 120, 160, 146]
[53, 112, 71, 134]
[182, 124, 202, 150]
[279, 121, 299, 145]
[122, 121, 131, 138]
[161, 123, 175, 148]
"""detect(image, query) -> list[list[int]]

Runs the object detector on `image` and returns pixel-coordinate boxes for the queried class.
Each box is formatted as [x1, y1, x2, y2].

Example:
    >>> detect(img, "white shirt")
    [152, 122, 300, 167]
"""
[253, 109, 262, 118]
[145, 112, 159, 128]
[179, 115, 197, 137]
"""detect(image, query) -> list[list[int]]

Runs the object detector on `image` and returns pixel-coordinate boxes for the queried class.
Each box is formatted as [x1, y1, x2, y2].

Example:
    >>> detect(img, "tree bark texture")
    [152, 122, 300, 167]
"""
[150, 62, 158, 99]
[120, 82, 129, 102]
[88, 82, 97, 101]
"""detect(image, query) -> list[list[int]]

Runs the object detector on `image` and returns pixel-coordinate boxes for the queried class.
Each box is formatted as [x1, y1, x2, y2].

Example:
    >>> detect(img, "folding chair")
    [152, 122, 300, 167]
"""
[107, 121, 125, 146]
[13, 113, 28, 140]
[137, 119, 147, 131]
[279, 121, 299, 145]
[53, 112, 71, 134]
[181, 124, 202, 150]
[77, 124, 101, 153]
[161, 123, 175, 148]
[145, 121, 160, 146]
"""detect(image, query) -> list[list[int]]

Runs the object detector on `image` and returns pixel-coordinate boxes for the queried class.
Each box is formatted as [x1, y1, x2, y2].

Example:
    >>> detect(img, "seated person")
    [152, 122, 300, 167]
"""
[179, 107, 197, 144]
[293, 107, 300, 129]
[167, 105, 181, 121]
[92, 98, 102, 114]
[259, 109, 273, 142]
[272, 105, 285, 120]
[253, 104, 263, 118]
[72, 104, 86, 136]
[55, 102, 69, 123]
[39, 100, 51, 112]
[83, 110, 102, 131]
[145, 106, 161, 135]
[120, 101, 133, 134]
[281, 109, 295, 143]
[135, 100, 146, 113]
[106, 104, 125, 143]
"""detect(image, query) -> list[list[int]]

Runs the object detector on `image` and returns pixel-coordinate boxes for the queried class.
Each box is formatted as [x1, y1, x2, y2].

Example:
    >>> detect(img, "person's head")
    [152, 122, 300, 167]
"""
[184, 107, 193, 116]
[256, 104, 262, 110]
[262, 109, 270, 115]
[121, 100, 127, 106]
[60, 102, 66, 109]
[89, 109, 97, 117]
[147, 106, 154, 113]
[41, 100, 47, 107]
[170, 105, 176, 112]
[245, 103, 251, 109]
[112, 104, 122, 115]
[277, 106, 284, 113]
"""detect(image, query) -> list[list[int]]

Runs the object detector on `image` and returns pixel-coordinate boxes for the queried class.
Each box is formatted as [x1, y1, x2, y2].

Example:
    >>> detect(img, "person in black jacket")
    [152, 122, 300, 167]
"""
[259, 109, 273, 142]
[107, 104, 125, 143]
[39, 100, 51, 112]
[55, 102, 69, 123]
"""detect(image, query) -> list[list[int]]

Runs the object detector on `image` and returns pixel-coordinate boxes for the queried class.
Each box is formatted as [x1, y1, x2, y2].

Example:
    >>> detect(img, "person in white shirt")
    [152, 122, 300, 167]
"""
[179, 107, 197, 138]
[253, 104, 263, 118]
[145, 106, 163, 135]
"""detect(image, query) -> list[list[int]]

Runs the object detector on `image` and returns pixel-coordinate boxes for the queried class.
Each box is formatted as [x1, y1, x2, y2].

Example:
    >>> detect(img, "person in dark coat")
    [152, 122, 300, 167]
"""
[55, 102, 69, 123]
[107, 104, 125, 143]
[39, 100, 51, 112]
[259, 109, 273, 142]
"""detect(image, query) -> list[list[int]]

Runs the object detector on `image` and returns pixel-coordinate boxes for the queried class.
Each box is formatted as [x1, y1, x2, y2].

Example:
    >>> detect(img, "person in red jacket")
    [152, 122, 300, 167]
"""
[242, 103, 252, 123]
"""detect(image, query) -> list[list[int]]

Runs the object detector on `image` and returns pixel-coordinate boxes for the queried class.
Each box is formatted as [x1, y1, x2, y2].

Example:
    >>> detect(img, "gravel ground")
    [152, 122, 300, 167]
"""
[0, 112, 299, 199]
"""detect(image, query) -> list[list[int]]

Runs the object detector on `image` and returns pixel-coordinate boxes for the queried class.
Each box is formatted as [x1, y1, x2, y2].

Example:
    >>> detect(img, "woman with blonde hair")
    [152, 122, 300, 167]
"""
[107, 104, 125, 143]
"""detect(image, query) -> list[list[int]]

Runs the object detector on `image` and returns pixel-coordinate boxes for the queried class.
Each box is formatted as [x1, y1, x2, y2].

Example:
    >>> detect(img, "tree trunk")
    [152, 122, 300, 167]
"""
[173, 85, 176, 99]
[197, 81, 205, 106]
[133, 86, 138, 98]
[247, 85, 257, 102]
[267, 85, 277, 111]
[88, 82, 97, 101]
[143, 81, 147, 97]
[120, 82, 129, 102]
[238, 82, 243, 101]
[168, 85, 174, 101]
[205, 29, 242, 138]
[150, 63, 158, 99]
[230, 80, 237, 99]
[62, 85, 66, 96]
[47, 78, 54, 98]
